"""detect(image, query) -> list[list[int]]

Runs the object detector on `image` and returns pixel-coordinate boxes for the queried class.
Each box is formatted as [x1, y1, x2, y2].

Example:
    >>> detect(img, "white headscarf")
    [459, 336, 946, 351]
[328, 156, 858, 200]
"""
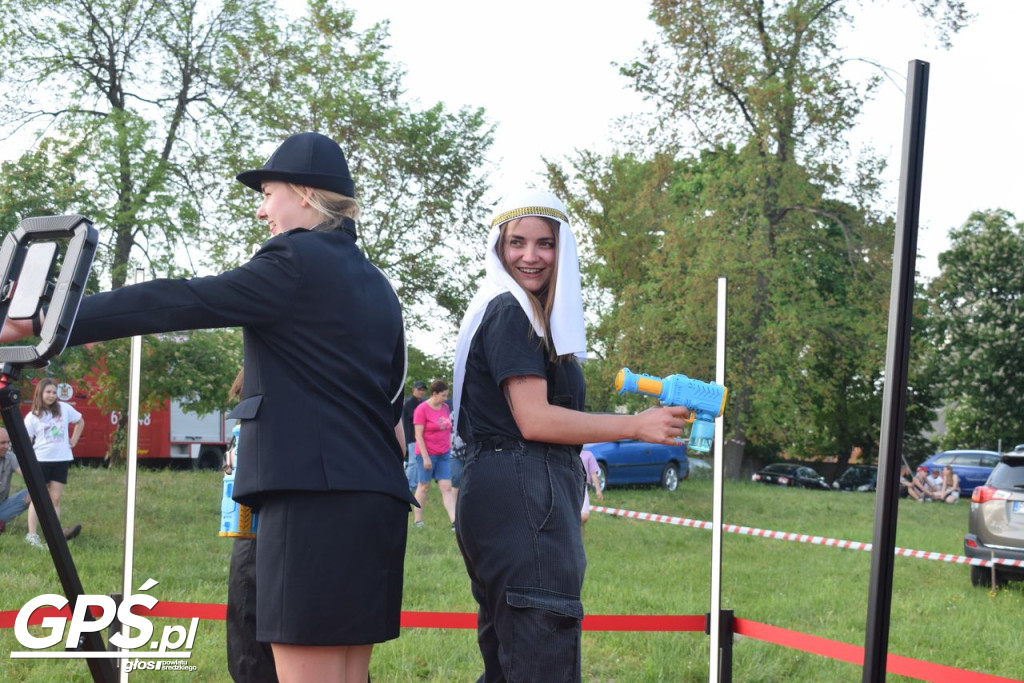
[452, 189, 587, 437]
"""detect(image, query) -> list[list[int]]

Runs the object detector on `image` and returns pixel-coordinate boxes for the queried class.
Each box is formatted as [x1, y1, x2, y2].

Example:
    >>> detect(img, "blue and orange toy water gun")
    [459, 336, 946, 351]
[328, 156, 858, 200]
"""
[615, 368, 727, 453]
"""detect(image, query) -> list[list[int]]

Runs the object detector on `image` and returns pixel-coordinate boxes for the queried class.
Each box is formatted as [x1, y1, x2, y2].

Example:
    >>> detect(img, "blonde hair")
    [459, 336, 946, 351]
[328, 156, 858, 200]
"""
[288, 184, 360, 231]
[496, 216, 561, 358]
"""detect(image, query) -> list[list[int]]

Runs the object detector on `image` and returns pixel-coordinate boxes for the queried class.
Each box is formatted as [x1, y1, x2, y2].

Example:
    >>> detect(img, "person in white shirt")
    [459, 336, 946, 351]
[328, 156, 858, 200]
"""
[22, 378, 84, 547]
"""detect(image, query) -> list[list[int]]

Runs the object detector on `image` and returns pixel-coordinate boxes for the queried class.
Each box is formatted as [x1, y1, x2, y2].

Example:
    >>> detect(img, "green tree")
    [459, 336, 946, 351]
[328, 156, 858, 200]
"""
[553, 145, 893, 463]
[210, 0, 494, 331]
[404, 345, 453, 393]
[925, 209, 1024, 450]
[552, 0, 966, 462]
[0, 0, 493, 440]
[0, 0, 283, 288]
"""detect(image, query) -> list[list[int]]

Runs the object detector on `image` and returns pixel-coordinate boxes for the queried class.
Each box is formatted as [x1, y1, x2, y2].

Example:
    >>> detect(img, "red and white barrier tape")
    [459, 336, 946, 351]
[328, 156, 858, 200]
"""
[591, 506, 1024, 570]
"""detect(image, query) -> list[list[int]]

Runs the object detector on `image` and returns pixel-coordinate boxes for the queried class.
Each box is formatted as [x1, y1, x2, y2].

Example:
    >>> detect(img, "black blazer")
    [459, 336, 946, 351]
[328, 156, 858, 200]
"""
[69, 228, 412, 507]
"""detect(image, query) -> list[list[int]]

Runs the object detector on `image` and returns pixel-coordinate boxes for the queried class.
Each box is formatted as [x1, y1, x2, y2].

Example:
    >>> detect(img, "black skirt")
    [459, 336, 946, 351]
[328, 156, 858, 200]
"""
[255, 490, 409, 645]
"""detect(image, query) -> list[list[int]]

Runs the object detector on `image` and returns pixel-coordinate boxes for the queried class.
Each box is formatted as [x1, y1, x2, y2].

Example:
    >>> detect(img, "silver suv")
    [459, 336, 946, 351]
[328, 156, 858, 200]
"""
[964, 451, 1024, 587]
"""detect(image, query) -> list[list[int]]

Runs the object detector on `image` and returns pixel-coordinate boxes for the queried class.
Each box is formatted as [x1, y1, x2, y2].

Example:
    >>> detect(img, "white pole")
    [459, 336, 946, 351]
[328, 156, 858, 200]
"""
[119, 268, 145, 680]
[708, 277, 727, 682]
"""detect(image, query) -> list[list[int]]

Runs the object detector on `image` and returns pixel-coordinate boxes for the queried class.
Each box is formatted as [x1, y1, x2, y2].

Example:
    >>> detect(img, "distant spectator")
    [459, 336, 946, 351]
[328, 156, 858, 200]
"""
[938, 465, 961, 504]
[412, 380, 456, 529]
[908, 468, 934, 502]
[223, 368, 278, 683]
[927, 468, 943, 495]
[0, 428, 29, 535]
[579, 449, 603, 529]
[898, 464, 913, 499]
[402, 381, 427, 489]
[23, 378, 84, 547]
[449, 433, 466, 504]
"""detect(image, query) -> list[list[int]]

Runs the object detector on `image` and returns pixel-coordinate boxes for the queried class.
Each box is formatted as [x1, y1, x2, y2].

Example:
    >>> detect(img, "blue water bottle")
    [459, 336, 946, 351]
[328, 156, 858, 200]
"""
[220, 423, 258, 538]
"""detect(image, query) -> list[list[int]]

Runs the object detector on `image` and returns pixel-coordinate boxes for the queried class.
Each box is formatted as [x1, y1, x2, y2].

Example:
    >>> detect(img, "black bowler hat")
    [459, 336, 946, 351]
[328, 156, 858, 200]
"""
[236, 132, 355, 197]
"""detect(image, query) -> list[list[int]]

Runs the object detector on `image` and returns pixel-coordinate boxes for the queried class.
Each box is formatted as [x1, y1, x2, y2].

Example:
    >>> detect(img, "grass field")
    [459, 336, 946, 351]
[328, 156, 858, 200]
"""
[1, 465, 1022, 682]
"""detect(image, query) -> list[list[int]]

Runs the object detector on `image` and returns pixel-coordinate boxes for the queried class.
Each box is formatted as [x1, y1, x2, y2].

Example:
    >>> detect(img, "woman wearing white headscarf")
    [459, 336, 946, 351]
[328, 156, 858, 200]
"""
[452, 189, 688, 682]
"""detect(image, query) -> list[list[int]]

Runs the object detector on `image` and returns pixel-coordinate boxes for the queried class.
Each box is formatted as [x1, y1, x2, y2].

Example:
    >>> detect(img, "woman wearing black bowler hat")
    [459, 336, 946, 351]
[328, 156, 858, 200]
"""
[4, 132, 415, 682]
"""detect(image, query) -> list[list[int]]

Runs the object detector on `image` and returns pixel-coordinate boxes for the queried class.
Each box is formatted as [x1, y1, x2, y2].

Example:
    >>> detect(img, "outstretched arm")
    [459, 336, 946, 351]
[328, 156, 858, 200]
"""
[0, 316, 36, 342]
[502, 375, 688, 446]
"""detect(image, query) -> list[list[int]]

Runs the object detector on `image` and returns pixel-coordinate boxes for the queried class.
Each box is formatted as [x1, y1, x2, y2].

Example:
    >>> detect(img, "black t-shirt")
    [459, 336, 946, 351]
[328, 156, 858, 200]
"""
[458, 293, 585, 446]
[402, 396, 422, 443]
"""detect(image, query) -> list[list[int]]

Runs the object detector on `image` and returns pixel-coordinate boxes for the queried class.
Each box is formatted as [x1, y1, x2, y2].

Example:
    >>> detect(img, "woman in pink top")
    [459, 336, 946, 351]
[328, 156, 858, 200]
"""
[412, 380, 456, 528]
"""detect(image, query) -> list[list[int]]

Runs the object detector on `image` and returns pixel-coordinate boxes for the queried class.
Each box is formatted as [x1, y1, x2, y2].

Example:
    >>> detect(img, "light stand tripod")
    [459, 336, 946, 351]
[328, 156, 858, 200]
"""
[0, 214, 115, 682]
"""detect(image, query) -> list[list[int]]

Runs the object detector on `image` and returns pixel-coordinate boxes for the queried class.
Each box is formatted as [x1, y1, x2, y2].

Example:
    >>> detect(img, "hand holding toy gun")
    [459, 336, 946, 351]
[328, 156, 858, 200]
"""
[615, 368, 727, 454]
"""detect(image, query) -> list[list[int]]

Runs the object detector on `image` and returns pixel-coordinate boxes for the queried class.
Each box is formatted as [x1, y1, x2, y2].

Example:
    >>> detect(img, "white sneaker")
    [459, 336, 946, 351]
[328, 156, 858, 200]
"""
[25, 533, 46, 549]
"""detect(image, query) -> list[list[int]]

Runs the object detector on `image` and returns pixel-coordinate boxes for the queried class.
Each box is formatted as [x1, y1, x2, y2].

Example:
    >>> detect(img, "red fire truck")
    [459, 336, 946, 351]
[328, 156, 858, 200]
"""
[19, 379, 230, 469]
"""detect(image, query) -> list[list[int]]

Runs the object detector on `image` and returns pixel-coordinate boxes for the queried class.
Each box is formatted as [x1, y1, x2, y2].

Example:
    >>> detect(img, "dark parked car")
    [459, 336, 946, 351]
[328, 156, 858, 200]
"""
[964, 450, 1024, 587]
[832, 465, 877, 492]
[917, 449, 1001, 496]
[584, 440, 689, 492]
[751, 463, 830, 490]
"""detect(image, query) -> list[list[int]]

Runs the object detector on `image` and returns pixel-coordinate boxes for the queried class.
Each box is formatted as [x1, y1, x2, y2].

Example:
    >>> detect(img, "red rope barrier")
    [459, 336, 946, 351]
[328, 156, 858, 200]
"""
[734, 618, 1022, 683]
[3, 606, 1018, 681]
[0, 607, 702, 632]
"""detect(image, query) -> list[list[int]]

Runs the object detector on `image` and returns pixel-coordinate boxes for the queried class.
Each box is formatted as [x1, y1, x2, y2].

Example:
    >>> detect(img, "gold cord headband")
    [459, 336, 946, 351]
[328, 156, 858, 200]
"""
[491, 206, 568, 228]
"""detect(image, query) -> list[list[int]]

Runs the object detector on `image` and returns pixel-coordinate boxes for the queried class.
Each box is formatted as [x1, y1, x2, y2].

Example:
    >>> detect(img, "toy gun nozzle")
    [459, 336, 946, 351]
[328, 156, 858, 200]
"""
[615, 367, 664, 398]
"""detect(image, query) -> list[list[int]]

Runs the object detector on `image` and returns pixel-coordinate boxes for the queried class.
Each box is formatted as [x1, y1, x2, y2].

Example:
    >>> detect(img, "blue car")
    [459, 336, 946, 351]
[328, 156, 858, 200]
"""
[583, 440, 689, 492]
[917, 449, 1002, 496]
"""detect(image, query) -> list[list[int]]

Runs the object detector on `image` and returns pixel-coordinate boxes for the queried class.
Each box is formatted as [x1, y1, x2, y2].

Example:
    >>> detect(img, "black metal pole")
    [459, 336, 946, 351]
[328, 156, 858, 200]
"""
[0, 369, 117, 683]
[862, 59, 929, 682]
[719, 609, 734, 682]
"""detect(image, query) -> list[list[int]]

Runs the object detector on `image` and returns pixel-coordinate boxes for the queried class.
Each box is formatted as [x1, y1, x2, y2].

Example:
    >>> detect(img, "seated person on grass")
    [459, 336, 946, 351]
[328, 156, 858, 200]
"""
[0, 428, 30, 535]
[908, 468, 934, 502]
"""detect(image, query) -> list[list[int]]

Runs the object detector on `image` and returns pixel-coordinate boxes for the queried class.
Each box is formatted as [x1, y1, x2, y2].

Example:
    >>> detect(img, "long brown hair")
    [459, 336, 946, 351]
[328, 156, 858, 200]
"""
[942, 466, 957, 487]
[31, 378, 62, 418]
[228, 368, 244, 402]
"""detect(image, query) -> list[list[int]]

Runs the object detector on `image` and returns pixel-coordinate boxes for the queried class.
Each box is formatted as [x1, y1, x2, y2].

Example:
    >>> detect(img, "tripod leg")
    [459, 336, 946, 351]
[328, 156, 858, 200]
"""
[1, 383, 116, 683]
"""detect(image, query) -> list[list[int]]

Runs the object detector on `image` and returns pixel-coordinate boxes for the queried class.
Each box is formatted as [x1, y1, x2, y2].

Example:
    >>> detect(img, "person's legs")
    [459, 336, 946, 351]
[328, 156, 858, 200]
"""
[27, 479, 65, 538]
[438, 480, 456, 524]
[413, 455, 431, 524]
[450, 456, 463, 505]
[455, 454, 504, 681]
[405, 443, 418, 491]
[48, 480, 65, 520]
[227, 537, 278, 683]
[432, 453, 456, 525]
[456, 445, 586, 682]
[271, 643, 372, 682]
[27, 499, 38, 536]
[0, 489, 29, 525]
[581, 490, 591, 530]
[413, 484, 430, 524]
